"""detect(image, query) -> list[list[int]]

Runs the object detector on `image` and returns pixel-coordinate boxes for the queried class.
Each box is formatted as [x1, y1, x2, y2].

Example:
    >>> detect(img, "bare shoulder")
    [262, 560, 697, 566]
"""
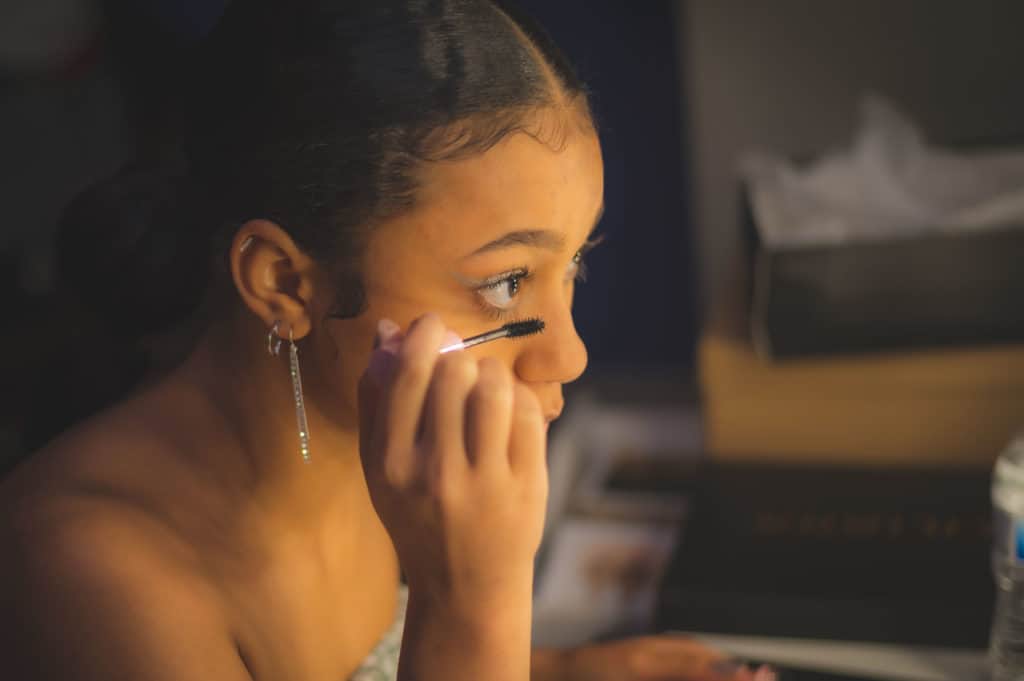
[0, 405, 251, 680]
[5, 383, 202, 498]
[0, 489, 252, 680]
[0, 493, 248, 679]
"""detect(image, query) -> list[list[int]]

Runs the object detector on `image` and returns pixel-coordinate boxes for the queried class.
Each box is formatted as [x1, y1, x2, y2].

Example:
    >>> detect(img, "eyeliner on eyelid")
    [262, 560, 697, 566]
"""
[477, 268, 529, 289]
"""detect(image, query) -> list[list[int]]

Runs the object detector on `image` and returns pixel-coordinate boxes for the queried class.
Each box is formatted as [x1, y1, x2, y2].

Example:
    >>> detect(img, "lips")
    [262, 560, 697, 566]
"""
[543, 398, 564, 425]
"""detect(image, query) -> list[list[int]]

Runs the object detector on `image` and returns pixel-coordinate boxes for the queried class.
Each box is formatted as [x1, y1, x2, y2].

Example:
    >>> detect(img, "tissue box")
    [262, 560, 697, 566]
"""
[700, 305, 1024, 468]
[742, 198, 1024, 359]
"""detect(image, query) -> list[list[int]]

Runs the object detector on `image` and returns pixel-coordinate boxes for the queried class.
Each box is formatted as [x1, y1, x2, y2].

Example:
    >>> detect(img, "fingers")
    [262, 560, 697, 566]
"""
[420, 349, 478, 481]
[358, 319, 403, 472]
[362, 313, 545, 495]
[560, 637, 777, 681]
[375, 314, 448, 484]
[702, 657, 758, 681]
[507, 382, 546, 483]
[465, 357, 514, 473]
[598, 635, 774, 681]
[702, 659, 775, 681]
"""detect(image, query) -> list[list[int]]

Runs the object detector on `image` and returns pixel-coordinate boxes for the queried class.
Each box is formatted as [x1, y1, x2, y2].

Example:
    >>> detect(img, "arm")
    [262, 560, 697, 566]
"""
[358, 316, 548, 681]
[399, 581, 534, 681]
[530, 639, 773, 681]
[2, 517, 253, 681]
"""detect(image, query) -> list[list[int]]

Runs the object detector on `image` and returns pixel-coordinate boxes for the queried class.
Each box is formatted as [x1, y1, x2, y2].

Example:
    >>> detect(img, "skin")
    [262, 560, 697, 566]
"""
[0, 108, 769, 681]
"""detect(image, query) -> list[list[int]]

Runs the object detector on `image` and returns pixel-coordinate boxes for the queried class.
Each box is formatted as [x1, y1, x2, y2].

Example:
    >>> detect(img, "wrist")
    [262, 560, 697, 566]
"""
[406, 567, 535, 620]
[401, 579, 534, 681]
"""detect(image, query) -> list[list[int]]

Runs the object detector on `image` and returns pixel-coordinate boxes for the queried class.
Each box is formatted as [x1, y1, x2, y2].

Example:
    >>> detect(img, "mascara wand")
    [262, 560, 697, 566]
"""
[440, 318, 545, 354]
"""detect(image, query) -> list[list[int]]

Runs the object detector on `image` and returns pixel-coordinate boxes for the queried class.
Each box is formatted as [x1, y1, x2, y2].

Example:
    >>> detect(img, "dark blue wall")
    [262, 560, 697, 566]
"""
[516, 1, 697, 371]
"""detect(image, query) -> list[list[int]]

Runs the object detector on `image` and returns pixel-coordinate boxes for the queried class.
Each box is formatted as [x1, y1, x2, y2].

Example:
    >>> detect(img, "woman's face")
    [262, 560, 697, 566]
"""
[318, 113, 604, 430]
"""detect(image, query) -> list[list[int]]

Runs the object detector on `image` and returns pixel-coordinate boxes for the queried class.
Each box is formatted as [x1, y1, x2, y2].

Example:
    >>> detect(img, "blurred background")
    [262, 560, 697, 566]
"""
[3, 0, 1024, 673]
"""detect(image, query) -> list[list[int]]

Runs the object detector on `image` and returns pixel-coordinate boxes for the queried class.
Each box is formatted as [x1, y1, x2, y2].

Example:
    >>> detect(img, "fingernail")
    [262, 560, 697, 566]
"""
[753, 665, 777, 681]
[374, 318, 401, 348]
[708, 659, 743, 677]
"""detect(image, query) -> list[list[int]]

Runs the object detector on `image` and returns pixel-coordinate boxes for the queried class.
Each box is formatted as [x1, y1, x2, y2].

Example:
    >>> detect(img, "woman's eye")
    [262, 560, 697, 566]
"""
[567, 250, 588, 283]
[567, 234, 606, 282]
[477, 273, 524, 311]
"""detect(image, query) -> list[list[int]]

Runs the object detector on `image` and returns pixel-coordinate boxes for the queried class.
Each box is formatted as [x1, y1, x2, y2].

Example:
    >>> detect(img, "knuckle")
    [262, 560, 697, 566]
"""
[382, 456, 410, 489]
[409, 312, 443, 336]
[477, 356, 509, 378]
[477, 357, 512, 383]
[419, 313, 445, 334]
[436, 353, 478, 388]
[406, 314, 447, 350]
[472, 360, 514, 404]
[427, 459, 463, 503]
[423, 456, 443, 491]
[394, 351, 433, 386]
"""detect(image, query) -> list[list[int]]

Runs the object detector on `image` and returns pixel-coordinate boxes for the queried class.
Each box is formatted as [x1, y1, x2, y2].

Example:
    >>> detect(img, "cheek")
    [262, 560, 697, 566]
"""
[310, 319, 378, 419]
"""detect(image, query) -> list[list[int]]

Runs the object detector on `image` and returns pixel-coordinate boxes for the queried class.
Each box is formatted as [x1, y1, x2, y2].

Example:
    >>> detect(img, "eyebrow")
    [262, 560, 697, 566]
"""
[464, 200, 606, 259]
[467, 230, 565, 257]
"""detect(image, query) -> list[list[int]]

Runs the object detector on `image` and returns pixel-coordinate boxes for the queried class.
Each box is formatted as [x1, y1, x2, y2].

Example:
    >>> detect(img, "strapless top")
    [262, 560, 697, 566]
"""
[348, 586, 407, 681]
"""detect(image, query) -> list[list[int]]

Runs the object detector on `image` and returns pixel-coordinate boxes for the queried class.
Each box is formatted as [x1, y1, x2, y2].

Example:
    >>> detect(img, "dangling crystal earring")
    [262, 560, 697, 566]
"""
[288, 328, 311, 464]
[267, 321, 311, 464]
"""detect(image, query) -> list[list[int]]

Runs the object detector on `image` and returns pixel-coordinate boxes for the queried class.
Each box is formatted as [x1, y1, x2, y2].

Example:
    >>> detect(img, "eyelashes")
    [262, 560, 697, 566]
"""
[476, 268, 532, 319]
[474, 233, 605, 319]
[571, 234, 606, 284]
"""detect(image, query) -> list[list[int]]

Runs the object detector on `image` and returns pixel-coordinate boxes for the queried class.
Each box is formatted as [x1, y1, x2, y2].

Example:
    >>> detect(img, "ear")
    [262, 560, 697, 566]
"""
[229, 219, 318, 339]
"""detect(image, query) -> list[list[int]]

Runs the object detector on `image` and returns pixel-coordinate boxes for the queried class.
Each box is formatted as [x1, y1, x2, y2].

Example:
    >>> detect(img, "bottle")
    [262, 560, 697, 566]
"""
[991, 431, 1024, 681]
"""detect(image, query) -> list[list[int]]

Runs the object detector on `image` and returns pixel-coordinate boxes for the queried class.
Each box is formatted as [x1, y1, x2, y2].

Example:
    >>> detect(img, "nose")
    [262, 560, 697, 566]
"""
[513, 295, 588, 387]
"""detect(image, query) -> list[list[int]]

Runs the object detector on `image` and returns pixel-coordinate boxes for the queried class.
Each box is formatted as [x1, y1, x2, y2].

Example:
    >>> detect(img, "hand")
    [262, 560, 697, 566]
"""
[357, 313, 548, 612]
[534, 637, 777, 681]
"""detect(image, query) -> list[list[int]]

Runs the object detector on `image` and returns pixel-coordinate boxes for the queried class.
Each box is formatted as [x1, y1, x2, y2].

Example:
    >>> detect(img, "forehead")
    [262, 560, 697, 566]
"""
[379, 120, 604, 262]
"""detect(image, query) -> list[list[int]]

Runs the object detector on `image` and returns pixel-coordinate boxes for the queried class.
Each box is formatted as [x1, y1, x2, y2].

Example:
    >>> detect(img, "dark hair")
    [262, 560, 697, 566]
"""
[61, 0, 592, 338]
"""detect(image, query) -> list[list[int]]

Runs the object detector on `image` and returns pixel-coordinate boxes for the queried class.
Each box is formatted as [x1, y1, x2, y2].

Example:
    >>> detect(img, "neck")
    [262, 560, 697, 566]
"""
[165, 313, 369, 535]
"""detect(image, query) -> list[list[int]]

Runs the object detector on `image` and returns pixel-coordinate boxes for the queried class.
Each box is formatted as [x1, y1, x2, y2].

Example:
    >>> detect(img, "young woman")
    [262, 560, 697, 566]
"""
[0, 2, 772, 680]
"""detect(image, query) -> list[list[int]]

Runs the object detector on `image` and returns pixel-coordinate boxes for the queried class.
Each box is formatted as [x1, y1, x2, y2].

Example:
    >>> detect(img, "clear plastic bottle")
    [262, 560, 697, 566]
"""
[991, 431, 1024, 681]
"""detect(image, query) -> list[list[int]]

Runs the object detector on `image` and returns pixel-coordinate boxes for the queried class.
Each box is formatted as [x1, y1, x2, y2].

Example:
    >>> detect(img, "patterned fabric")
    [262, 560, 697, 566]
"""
[348, 586, 408, 681]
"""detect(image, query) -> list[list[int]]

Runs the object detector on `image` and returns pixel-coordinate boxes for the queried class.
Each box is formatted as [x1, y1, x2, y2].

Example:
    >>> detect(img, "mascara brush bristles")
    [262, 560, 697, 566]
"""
[501, 318, 545, 339]
[440, 318, 545, 353]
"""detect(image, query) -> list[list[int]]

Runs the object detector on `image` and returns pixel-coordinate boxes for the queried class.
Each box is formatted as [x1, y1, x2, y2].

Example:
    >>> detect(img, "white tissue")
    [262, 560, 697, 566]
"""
[741, 95, 1024, 249]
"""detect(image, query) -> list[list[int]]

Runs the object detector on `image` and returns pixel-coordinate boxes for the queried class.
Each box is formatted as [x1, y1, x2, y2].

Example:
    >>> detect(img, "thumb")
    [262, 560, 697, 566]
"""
[358, 319, 403, 469]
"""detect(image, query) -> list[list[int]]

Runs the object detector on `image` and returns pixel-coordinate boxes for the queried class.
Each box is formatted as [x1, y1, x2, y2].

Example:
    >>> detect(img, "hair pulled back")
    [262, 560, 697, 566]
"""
[61, 0, 592, 339]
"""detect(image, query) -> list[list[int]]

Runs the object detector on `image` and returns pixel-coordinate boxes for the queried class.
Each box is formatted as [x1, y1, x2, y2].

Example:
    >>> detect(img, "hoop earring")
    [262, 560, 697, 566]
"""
[288, 328, 312, 464]
[267, 321, 283, 357]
